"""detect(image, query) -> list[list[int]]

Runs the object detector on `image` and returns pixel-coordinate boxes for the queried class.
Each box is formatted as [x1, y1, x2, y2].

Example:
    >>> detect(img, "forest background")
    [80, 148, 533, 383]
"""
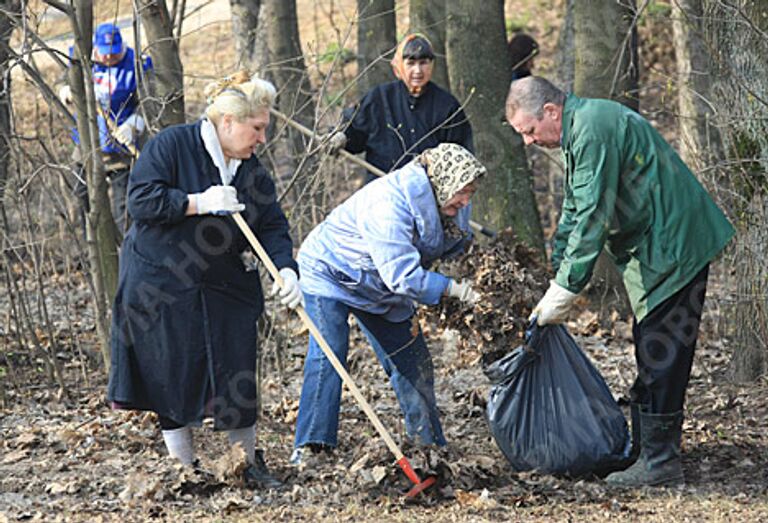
[0, 0, 766, 521]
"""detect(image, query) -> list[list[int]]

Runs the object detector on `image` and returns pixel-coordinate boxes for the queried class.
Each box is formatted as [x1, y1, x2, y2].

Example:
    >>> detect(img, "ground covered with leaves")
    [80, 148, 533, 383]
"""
[2, 234, 767, 522]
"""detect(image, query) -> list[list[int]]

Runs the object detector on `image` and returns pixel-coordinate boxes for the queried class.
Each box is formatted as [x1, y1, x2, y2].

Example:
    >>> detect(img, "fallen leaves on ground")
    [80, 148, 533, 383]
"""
[1, 234, 767, 522]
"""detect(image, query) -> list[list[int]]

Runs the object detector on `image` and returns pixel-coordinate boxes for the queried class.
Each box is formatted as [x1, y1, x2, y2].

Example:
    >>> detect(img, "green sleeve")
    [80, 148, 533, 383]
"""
[551, 192, 577, 273]
[554, 139, 620, 293]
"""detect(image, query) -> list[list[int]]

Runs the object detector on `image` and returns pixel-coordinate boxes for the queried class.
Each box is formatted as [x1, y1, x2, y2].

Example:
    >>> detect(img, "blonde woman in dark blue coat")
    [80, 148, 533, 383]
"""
[108, 72, 300, 489]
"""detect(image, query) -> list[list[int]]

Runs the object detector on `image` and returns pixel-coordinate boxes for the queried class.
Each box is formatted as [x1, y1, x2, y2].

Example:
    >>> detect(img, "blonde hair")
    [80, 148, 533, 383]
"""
[204, 70, 277, 124]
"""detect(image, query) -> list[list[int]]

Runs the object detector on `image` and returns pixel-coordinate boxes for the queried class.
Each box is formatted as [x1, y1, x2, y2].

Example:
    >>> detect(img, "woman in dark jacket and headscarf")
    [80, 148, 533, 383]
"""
[327, 34, 474, 183]
[107, 71, 300, 489]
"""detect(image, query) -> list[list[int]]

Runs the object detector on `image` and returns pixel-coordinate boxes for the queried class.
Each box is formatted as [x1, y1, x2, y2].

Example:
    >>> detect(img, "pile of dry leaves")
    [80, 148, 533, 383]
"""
[422, 229, 550, 364]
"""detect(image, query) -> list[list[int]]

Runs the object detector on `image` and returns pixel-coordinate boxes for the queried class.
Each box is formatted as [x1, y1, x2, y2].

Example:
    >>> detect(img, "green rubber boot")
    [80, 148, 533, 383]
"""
[605, 410, 685, 487]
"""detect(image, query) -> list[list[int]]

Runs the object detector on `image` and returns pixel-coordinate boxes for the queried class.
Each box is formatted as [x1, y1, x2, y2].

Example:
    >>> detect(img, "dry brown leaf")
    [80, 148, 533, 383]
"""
[210, 443, 249, 485]
[2, 448, 29, 464]
[454, 488, 479, 506]
[371, 465, 387, 484]
[118, 472, 160, 503]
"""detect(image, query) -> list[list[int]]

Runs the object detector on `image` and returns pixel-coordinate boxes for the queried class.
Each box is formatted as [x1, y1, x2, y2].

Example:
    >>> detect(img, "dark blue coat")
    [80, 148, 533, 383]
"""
[342, 81, 474, 181]
[107, 121, 297, 429]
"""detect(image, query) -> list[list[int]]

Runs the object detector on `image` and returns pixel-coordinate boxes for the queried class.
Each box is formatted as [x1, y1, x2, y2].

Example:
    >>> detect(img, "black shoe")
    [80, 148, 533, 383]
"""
[606, 410, 685, 487]
[243, 449, 284, 490]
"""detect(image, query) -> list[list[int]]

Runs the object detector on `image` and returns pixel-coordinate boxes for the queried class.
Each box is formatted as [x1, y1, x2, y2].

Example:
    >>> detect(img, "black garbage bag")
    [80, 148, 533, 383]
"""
[485, 323, 630, 477]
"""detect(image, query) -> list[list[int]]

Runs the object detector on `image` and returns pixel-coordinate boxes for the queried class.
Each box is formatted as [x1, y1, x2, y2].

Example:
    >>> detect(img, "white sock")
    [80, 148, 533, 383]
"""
[227, 425, 256, 464]
[161, 426, 195, 465]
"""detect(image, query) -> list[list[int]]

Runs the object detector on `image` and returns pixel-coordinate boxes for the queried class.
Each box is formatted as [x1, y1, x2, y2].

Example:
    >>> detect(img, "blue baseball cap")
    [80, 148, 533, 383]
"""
[94, 23, 123, 55]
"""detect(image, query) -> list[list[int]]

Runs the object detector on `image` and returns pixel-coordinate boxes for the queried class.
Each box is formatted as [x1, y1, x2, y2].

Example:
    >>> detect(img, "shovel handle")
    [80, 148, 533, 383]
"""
[230, 212, 406, 463]
[269, 108, 496, 239]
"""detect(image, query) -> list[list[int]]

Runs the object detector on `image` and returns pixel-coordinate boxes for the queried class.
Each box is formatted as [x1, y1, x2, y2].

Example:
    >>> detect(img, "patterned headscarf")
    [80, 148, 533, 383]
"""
[420, 143, 486, 206]
[391, 34, 435, 95]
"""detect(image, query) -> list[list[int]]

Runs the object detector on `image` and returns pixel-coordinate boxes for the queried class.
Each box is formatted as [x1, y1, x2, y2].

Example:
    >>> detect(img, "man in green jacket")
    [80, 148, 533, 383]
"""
[505, 76, 734, 487]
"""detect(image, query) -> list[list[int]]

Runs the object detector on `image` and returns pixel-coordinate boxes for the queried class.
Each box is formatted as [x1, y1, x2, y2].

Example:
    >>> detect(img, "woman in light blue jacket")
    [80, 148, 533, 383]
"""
[291, 143, 486, 464]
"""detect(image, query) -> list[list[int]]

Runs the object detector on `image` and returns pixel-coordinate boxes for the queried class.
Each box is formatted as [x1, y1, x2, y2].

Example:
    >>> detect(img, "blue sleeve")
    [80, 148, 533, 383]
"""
[127, 133, 189, 224]
[142, 54, 153, 72]
[357, 199, 450, 304]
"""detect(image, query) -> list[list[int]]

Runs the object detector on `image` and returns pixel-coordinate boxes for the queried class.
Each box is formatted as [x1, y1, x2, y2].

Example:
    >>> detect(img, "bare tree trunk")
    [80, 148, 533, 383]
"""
[356, 0, 396, 94]
[572, 0, 638, 317]
[574, 0, 639, 110]
[260, 0, 313, 126]
[672, 0, 724, 171]
[409, 0, 449, 90]
[446, 0, 544, 254]
[230, 0, 262, 69]
[137, 0, 185, 127]
[69, 0, 119, 368]
[728, 195, 768, 380]
[249, 0, 316, 207]
[701, 0, 768, 381]
[0, 0, 15, 205]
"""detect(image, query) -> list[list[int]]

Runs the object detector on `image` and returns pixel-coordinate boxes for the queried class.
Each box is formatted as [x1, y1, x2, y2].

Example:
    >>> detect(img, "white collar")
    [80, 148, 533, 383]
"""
[200, 118, 242, 186]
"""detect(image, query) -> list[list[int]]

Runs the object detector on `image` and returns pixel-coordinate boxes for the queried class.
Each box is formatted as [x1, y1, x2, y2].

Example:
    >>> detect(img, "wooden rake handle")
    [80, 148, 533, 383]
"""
[270, 108, 497, 239]
[230, 212, 406, 462]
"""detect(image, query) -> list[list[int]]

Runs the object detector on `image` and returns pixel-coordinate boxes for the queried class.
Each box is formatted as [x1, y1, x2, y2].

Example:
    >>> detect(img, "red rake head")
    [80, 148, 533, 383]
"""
[405, 475, 436, 498]
[397, 456, 437, 498]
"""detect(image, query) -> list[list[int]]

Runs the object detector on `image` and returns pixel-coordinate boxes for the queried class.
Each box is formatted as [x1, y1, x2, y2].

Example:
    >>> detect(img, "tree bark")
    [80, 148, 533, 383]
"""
[701, 0, 768, 381]
[0, 0, 15, 205]
[556, 0, 576, 93]
[572, 0, 638, 316]
[574, 0, 639, 110]
[69, 0, 119, 368]
[446, 0, 544, 254]
[247, 0, 315, 205]
[137, 0, 185, 127]
[356, 0, 396, 95]
[230, 0, 262, 68]
[260, 0, 313, 125]
[409, 0, 449, 90]
[672, 0, 724, 172]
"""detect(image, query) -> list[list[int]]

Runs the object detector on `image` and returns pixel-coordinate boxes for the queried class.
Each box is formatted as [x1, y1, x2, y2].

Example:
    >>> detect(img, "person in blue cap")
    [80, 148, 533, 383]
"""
[59, 22, 154, 236]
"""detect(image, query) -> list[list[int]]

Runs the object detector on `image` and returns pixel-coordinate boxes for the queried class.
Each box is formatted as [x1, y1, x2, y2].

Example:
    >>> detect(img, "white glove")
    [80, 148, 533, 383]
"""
[530, 280, 579, 326]
[58, 85, 73, 105]
[191, 185, 245, 215]
[271, 268, 302, 309]
[114, 114, 146, 146]
[325, 131, 347, 155]
[445, 279, 480, 304]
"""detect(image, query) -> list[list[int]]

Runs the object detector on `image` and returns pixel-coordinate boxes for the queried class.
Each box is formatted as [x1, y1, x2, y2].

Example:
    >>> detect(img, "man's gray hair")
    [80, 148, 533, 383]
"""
[505, 76, 566, 119]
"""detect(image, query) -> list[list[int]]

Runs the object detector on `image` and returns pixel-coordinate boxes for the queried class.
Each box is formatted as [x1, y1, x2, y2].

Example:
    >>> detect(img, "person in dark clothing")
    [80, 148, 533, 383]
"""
[508, 33, 539, 81]
[326, 34, 474, 183]
[107, 71, 301, 489]
[59, 23, 154, 236]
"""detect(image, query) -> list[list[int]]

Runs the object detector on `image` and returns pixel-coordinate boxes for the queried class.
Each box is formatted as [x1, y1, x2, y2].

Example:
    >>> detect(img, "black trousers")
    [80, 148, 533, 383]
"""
[629, 264, 710, 414]
[73, 164, 131, 236]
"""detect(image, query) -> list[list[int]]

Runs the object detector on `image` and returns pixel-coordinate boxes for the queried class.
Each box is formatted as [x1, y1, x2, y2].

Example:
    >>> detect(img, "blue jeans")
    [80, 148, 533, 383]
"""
[294, 293, 446, 448]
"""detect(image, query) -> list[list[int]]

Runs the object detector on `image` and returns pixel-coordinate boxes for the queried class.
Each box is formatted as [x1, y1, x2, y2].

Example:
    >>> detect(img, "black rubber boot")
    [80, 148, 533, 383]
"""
[627, 402, 646, 463]
[606, 410, 685, 487]
[243, 449, 284, 490]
